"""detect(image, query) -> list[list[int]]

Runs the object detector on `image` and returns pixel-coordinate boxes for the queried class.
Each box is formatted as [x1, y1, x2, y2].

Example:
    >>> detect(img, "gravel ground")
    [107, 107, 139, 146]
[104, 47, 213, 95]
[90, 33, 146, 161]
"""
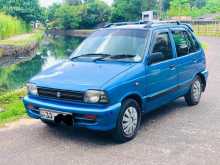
[0, 36, 219, 165]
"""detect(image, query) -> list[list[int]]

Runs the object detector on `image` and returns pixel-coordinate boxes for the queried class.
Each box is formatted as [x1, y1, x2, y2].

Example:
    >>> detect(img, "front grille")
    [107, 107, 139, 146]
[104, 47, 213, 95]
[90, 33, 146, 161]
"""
[37, 87, 84, 102]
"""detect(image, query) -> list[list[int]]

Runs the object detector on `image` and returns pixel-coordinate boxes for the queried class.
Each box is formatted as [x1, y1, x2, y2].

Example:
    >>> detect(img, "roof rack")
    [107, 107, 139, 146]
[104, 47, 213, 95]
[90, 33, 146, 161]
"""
[103, 20, 149, 28]
[143, 20, 181, 27]
[104, 20, 194, 32]
[151, 20, 194, 32]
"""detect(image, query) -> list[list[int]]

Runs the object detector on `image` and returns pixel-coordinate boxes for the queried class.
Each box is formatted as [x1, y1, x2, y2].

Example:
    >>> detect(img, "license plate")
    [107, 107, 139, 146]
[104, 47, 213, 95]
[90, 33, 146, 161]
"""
[40, 109, 58, 121]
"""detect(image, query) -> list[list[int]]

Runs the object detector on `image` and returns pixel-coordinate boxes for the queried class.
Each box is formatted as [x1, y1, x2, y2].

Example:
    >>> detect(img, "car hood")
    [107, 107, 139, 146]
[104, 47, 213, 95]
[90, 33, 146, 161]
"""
[30, 60, 135, 91]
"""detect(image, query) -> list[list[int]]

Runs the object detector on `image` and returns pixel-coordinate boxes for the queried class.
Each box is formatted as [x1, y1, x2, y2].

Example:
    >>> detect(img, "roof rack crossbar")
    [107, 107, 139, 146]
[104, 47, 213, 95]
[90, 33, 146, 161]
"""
[104, 20, 148, 28]
[144, 20, 194, 32]
[104, 20, 194, 32]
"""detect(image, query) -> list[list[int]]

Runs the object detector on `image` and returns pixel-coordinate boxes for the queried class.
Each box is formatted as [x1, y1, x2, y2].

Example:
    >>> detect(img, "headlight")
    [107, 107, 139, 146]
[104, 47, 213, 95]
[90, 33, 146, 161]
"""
[27, 83, 38, 95]
[84, 90, 108, 104]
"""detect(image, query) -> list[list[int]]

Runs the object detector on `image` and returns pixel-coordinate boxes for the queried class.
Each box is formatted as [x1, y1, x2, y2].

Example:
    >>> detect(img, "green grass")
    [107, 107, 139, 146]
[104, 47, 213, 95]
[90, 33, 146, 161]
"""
[0, 13, 30, 40]
[0, 30, 44, 47]
[201, 42, 208, 50]
[0, 88, 27, 126]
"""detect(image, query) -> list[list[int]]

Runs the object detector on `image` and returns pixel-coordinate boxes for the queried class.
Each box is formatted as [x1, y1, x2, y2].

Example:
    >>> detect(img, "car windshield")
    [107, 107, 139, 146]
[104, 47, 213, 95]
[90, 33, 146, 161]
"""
[70, 29, 149, 62]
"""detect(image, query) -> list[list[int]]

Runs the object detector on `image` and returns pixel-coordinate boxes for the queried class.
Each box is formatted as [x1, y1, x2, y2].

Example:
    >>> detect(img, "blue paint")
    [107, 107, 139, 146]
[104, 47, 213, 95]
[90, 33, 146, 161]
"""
[23, 23, 208, 131]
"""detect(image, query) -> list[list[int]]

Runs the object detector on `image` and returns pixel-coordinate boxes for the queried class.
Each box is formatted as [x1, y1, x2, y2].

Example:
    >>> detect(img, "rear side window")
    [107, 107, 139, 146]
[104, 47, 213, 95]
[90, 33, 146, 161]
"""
[172, 30, 189, 57]
[172, 30, 200, 57]
[150, 32, 173, 64]
[188, 32, 200, 52]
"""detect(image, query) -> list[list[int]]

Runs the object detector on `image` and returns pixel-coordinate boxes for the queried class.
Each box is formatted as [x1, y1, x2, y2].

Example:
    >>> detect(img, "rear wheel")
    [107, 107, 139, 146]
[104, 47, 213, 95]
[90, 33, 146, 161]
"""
[185, 76, 202, 106]
[113, 99, 141, 142]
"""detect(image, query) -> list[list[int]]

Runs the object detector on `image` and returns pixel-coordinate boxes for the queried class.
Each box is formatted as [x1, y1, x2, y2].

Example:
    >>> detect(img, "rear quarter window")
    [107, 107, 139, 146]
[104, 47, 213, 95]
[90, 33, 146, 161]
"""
[172, 30, 200, 57]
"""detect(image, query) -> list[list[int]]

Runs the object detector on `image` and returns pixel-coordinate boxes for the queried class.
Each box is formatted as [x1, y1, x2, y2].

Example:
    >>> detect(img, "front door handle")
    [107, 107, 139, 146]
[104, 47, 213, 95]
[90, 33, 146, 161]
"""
[169, 64, 176, 70]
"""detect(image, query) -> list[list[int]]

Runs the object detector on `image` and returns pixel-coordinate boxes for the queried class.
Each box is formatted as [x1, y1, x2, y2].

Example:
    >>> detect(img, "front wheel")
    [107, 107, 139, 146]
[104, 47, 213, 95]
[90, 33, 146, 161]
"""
[185, 76, 202, 106]
[113, 99, 141, 143]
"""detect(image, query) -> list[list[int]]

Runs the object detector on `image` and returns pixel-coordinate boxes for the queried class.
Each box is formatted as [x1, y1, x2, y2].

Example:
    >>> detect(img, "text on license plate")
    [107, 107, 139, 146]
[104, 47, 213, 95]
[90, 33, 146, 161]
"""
[40, 110, 58, 120]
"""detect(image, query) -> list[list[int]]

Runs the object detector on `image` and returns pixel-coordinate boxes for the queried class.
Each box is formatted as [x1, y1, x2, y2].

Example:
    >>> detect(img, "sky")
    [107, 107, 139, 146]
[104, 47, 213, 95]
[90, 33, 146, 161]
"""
[39, 0, 113, 7]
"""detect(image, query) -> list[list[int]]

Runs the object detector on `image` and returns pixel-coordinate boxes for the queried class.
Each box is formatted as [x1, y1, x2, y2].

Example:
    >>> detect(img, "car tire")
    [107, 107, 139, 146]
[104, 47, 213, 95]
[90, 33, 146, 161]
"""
[185, 76, 202, 106]
[113, 99, 141, 143]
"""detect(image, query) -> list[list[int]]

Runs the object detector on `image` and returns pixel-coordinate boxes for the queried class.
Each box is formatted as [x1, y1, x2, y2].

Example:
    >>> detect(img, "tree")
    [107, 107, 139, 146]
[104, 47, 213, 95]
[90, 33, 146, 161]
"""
[48, 0, 110, 29]
[162, 0, 170, 11]
[0, 0, 45, 23]
[204, 0, 220, 13]
[190, 0, 206, 9]
[81, 0, 111, 28]
[65, 0, 83, 5]
[111, 0, 151, 22]
[168, 0, 191, 16]
[47, 4, 62, 21]
[53, 4, 83, 29]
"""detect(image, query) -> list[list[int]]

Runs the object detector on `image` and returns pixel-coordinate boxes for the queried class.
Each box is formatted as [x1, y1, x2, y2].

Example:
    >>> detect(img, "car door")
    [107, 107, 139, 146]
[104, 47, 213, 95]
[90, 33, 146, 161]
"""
[144, 29, 178, 112]
[171, 28, 202, 93]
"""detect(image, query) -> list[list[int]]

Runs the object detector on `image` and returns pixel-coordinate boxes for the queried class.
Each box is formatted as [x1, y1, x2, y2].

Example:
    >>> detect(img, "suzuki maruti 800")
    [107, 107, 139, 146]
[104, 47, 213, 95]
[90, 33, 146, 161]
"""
[23, 21, 208, 142]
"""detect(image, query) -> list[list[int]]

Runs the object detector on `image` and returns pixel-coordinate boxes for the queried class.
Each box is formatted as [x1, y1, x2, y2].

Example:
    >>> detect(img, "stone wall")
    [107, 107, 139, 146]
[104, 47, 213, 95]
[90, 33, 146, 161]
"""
[0, 42, 38, 66]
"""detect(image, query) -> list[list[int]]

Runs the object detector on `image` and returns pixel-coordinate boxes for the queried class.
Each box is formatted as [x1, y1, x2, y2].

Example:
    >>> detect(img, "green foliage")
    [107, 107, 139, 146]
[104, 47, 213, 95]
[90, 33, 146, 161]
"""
[168, 0, 220, 18]
[168, 0, 191, 16]
[0, 0, 45, 23]
[65, 0, 82, 5]
[0, 13, 30, 40]
[162, 0, 170, 11]
[110, 0, 151, 22]
[203, 0, 220, 13]
[0, 88, 26, 126]
[49, 0, 111, 29]
[81, 0, 111, 28]
[53, 4, 84, 29]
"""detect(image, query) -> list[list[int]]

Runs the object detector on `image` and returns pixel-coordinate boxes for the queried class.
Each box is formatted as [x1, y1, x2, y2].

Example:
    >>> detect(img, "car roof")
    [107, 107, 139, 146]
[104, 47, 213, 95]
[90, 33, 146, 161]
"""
[104, 21, 193, 32]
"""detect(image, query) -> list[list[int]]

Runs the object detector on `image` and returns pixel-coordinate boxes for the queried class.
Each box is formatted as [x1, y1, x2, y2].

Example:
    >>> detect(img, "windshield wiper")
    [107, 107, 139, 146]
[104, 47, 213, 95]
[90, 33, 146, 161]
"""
[109, 54, 137, 59]
[70, 53, 111, 61]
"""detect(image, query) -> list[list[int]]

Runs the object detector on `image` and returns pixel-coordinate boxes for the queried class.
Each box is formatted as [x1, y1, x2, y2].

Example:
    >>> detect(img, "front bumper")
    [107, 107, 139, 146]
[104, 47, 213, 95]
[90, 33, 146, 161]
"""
[23, 96, 121, 131]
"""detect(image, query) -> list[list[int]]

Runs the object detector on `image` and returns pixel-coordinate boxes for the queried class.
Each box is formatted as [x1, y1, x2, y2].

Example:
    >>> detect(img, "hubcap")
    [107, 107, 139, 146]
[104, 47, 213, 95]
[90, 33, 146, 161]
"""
[192, 79, 201, 102]
[122, 107, 138, 137]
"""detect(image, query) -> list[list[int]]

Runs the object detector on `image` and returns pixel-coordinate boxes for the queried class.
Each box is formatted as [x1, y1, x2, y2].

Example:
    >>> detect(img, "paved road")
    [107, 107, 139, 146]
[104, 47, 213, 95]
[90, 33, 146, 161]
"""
[0, 37, 219, 165]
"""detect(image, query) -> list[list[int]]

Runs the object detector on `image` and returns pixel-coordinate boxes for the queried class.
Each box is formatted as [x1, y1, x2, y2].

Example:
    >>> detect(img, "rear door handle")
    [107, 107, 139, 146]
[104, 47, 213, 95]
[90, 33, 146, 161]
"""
[169, 64, 176, 70]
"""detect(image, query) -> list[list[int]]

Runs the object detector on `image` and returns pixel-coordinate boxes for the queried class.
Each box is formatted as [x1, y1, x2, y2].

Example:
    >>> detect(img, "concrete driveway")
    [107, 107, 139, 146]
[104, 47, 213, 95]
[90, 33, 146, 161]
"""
[0, 37, 219, 165]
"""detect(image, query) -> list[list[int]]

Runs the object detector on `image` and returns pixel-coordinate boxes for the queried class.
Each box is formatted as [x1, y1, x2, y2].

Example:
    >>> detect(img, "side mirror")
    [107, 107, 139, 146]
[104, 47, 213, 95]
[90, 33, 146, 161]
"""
[148, 52, 164, 65]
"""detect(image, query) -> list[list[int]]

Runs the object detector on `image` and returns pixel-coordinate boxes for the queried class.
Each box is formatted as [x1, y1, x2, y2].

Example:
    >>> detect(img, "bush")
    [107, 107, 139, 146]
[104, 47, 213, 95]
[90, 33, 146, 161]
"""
[48, 0, 111, 30]
[81, 0, 111, 28]
[111, 0, 148, 22]
[53, 4, 83, 29]
[168, 0, 220, 18]
[0, 13, 30, 40]
[0, 0, 45, 24]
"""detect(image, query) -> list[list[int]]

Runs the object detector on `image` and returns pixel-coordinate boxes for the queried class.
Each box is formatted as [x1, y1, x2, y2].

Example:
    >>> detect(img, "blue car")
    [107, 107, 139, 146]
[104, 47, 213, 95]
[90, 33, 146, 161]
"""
[23, 21, 208, 142]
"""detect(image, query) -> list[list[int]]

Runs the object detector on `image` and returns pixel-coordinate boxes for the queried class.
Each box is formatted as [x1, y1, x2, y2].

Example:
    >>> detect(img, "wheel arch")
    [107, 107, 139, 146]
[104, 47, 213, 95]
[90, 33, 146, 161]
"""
[197, 72, 206, 91]
[121, 93, 143, 114]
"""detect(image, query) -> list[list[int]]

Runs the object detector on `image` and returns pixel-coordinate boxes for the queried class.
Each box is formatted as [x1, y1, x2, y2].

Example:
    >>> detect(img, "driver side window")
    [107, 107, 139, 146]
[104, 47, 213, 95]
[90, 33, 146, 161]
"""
[149, 32, 173, 64]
